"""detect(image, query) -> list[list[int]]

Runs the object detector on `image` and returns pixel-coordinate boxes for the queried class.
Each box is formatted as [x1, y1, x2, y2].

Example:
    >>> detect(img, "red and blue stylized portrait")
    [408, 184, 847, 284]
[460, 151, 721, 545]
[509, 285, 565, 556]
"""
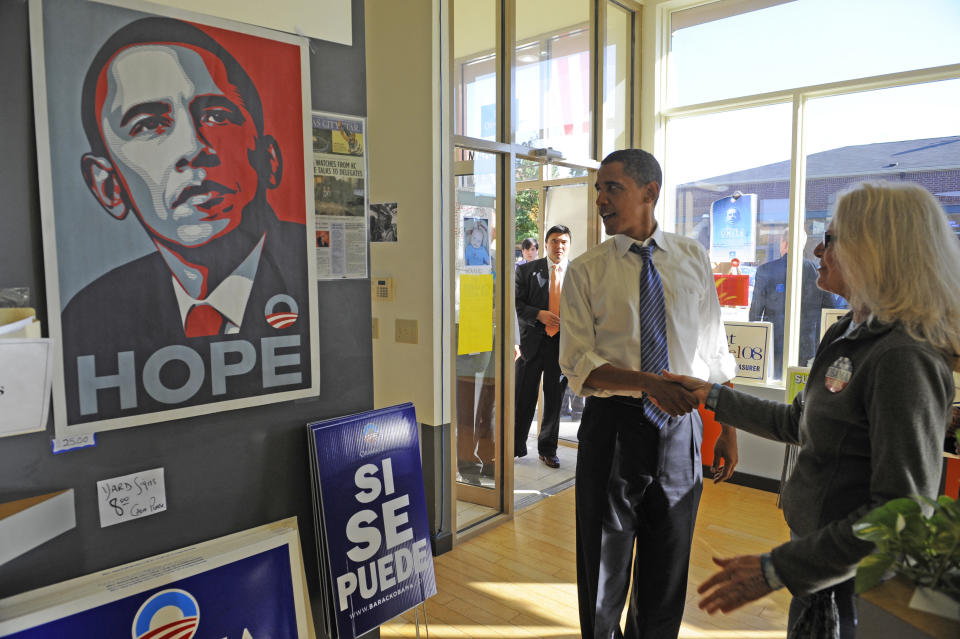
[33, 0, 319, 433]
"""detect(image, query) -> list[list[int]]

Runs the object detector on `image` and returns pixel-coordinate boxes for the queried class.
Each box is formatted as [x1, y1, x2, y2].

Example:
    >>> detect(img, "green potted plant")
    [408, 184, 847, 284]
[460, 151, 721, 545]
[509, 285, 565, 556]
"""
[853, 492, 960, 621]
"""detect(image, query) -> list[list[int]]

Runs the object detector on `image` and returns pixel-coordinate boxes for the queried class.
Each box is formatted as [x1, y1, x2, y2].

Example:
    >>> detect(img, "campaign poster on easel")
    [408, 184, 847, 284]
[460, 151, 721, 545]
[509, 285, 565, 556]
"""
[307, 403, 436, 639]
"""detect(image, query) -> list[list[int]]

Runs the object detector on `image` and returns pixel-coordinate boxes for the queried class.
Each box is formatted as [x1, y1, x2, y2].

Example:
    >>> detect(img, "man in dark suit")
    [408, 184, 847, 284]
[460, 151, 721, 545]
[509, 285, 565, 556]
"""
[749, 229, 840, 377]
[61, 17, 311, 425]
[514, 225, 571, 468]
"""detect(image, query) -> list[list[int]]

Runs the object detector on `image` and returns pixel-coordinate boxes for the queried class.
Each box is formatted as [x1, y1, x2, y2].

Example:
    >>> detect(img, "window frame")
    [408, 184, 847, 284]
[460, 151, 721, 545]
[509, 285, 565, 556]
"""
[655, 0, 960, 387]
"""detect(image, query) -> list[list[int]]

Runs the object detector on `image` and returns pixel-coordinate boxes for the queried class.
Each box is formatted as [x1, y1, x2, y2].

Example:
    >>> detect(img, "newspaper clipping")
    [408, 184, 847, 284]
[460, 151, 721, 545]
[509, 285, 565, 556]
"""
[313, 112, 368, 279]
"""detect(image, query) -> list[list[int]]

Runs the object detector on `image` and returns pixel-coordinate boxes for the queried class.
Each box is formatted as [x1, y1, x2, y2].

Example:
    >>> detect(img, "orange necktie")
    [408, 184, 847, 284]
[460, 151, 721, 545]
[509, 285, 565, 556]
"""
[546, 264, 561, 337]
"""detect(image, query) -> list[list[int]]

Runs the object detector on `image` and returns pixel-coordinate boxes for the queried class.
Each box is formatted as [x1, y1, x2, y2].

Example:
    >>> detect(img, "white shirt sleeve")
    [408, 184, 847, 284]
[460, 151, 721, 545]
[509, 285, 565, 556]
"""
[694, 246, 737, 383]
[559, 261, 608, 397]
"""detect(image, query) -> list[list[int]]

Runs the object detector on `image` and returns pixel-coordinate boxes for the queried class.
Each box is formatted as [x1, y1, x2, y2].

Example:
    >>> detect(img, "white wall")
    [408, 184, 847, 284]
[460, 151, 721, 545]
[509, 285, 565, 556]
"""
[365, 0, 448, 426]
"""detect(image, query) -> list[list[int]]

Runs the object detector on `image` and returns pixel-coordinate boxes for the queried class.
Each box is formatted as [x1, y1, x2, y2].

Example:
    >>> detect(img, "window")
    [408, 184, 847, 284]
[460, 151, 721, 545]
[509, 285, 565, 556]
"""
[514, 0, 592, 162]
[454, 0, 496, 139]
[662, 0, 960, 382]
[603, 2, 634, 157]
[669, 0, 960, 107]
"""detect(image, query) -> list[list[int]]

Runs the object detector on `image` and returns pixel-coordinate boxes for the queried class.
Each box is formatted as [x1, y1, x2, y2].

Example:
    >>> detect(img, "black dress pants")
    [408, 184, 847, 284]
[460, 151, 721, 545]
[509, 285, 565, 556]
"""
[575, 396, 703, 639]
[514, 334, 567, 457]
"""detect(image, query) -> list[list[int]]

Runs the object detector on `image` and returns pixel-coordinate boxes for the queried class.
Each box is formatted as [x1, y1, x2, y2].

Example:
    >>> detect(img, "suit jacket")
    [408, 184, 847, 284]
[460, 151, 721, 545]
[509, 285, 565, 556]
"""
[749, 254, 837, 368]
[61, 217, 312, 425]
[515, 257, 555, 362]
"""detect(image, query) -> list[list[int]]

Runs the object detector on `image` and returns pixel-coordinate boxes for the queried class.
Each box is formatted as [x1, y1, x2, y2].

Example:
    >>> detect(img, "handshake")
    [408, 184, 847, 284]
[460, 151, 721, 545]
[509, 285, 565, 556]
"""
[647, 370, 713, 417]
[650, 370, 736, 484]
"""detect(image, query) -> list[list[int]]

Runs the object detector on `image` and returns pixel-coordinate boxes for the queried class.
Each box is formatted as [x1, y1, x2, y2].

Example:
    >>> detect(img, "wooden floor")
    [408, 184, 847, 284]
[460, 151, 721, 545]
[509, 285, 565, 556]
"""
[382, 480, 792, 638]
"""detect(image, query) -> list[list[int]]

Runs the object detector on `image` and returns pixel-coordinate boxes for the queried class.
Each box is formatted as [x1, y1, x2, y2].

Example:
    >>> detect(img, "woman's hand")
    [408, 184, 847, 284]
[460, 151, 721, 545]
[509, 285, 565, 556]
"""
[698, 555, 772, 614]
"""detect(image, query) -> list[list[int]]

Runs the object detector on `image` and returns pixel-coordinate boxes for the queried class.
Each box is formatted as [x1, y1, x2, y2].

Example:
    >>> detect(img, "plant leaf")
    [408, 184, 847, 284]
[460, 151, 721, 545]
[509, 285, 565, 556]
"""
[856, 552, 895, 594]
[895, 513, 906, 534]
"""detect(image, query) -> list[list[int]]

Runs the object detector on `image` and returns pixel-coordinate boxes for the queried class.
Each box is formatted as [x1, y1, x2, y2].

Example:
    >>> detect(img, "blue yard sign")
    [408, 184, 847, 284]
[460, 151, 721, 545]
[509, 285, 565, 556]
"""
[308, 403, 437, 638]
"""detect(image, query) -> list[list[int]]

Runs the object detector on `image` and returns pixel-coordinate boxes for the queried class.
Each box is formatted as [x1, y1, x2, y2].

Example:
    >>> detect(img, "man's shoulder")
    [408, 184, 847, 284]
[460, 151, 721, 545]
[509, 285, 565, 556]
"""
[61, 252, 173, 343]
[269, 217, 307, 243]
[567, 238, 616, 272]
[518, 256, 547, 273]
[661, 231, 708, 259]
[263, 217, 308, 268]
[64, 253, 165, 311]
[755, 256, 785, 278]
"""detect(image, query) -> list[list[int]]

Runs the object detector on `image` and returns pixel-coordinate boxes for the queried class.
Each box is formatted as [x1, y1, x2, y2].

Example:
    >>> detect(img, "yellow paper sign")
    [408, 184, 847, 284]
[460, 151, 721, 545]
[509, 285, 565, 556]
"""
[457, 274, 494, 355]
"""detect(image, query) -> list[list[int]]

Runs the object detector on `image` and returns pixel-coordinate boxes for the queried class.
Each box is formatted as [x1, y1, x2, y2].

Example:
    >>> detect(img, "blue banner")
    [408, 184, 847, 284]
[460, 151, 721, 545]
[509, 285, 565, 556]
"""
[309, 403, 437, 639]
[5, 546, 299, 638]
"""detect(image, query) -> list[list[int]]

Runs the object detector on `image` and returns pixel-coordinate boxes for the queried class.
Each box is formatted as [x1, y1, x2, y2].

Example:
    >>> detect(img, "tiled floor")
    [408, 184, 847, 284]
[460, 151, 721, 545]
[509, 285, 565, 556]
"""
[456, 409, 582, 531]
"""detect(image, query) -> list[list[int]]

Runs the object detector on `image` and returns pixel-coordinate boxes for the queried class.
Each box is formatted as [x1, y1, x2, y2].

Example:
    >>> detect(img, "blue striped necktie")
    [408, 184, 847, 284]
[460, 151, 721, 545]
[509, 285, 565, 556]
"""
[631, 243, 670, 429]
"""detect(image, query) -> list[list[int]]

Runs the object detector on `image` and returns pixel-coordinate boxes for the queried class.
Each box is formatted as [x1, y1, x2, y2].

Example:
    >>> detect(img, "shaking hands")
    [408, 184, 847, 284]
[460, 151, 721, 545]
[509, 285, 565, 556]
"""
[648, 370, 737, 483]
[645, 369, 712, 416]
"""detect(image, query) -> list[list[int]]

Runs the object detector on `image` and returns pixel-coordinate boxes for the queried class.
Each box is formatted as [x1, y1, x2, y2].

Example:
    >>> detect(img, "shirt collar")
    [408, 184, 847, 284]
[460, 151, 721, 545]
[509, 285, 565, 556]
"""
[166, 235, 266, 332]
[614, 225, 668, 257]
[548, 257, 568, 270]
[831, 312, 896, 342]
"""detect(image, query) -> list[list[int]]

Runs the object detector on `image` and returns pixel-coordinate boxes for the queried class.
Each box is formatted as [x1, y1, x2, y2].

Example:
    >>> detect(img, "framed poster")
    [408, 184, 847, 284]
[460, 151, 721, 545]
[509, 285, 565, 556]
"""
[710, 193, 757, 264]
[0, 518, 311, 638]
[307, 404, 437, 639]
[30, 0, 320, 436]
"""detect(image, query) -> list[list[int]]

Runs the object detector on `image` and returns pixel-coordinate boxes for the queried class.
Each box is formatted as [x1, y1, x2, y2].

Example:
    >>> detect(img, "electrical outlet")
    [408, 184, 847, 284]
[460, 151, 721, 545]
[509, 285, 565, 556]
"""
[395, 319, 418, 344]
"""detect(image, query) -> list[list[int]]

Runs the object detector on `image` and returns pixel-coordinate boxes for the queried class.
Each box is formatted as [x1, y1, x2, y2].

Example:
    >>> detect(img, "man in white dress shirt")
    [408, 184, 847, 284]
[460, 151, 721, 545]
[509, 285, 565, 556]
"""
[559, 149, 738, 638]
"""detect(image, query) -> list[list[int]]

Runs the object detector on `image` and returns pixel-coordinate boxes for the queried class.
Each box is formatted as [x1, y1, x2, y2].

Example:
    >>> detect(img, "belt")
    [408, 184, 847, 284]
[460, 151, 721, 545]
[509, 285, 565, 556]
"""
[593, 394, 646, 409]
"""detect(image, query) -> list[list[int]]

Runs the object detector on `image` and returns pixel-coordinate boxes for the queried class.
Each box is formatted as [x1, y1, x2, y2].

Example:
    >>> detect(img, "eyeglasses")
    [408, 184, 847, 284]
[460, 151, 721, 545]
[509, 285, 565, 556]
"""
[823, 232, 835, 248]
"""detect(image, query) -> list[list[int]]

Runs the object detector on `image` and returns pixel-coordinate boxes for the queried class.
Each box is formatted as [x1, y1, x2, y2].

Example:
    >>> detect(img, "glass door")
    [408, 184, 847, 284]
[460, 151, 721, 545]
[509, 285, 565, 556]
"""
[454, 147, 503, 531]
[510, 156, 595, 511]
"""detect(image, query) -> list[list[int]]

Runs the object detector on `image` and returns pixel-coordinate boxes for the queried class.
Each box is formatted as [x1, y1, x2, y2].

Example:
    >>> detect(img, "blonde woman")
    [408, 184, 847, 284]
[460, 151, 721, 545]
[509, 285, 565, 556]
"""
[664, 182, 960, 638]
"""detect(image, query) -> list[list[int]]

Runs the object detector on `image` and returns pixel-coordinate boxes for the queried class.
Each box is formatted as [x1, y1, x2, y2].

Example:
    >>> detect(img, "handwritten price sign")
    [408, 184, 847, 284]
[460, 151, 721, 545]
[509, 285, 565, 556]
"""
[96, 467, 167, 528]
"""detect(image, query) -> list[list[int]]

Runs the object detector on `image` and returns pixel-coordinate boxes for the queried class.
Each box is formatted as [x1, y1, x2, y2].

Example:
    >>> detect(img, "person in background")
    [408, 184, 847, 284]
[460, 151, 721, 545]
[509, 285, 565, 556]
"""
[560, 149, 737, 638]
[515, 225, 571, 468]
[665, 182, 960, 638]
[749, 227, 839, 377]
[517, 237, 539, 266]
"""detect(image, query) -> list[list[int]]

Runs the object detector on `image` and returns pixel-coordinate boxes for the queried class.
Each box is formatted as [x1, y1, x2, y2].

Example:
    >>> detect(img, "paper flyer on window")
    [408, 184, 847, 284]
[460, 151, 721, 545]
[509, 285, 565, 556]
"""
[710, 193, 757, 264]
[312, 112, 369, 280]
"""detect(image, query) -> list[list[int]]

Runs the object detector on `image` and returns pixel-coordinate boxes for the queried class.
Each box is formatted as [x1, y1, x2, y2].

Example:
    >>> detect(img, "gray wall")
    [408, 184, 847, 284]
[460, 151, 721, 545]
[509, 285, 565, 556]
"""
[0, 0, 373, 635]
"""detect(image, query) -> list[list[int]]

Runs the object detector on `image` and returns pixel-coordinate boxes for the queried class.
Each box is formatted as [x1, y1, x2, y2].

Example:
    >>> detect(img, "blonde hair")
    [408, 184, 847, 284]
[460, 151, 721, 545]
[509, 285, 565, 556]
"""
[831, 181, 960, 366]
